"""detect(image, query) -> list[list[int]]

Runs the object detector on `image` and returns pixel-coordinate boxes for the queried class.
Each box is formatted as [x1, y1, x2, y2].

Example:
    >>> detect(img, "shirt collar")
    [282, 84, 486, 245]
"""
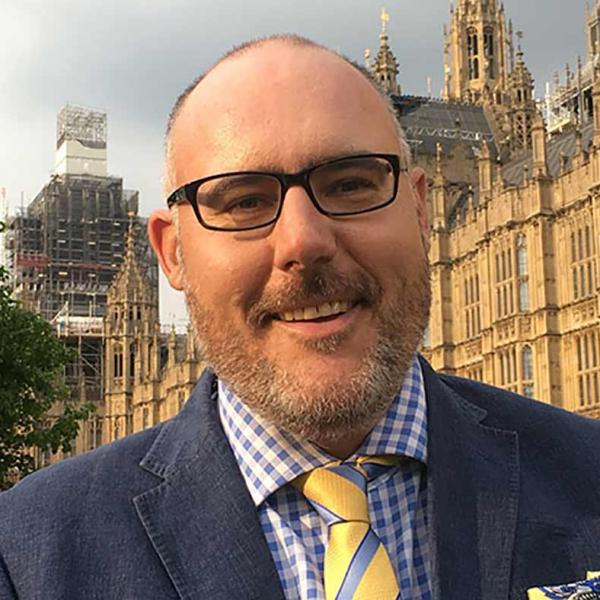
[218, 354, 428, 507]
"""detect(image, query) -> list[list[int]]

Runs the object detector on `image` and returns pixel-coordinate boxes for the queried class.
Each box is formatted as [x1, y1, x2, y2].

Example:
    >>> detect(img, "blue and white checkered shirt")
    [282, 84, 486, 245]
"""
[218, 354, 431, 599]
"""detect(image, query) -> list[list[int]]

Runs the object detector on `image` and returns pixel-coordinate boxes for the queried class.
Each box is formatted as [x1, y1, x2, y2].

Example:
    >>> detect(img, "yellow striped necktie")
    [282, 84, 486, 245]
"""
[294, 456, 400, 600]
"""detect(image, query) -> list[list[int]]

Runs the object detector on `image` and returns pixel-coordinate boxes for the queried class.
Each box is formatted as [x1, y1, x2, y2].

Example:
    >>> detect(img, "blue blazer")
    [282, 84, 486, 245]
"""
[1, 357, 600, 599]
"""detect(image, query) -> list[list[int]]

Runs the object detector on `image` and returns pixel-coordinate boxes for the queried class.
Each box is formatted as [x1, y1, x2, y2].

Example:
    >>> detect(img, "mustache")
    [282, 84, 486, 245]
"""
[246, 265, 382, 329]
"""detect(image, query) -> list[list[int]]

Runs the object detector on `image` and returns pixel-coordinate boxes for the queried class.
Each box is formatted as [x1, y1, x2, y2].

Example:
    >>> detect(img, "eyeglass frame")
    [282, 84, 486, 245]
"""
[165, 152, 407, 232]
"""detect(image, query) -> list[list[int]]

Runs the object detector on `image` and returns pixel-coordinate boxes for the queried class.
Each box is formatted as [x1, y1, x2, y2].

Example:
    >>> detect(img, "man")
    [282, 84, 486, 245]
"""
[1, 35, 600, 600]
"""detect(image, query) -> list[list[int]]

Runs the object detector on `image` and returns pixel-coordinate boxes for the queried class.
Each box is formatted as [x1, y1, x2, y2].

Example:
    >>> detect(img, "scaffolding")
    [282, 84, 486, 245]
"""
[543, 59, 595, 135]
[6, 174, 156, 322]
[57, 104, 107, 150]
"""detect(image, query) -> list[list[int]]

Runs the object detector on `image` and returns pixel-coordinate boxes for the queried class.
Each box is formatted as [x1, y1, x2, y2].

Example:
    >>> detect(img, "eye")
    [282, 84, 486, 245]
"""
[228, 196, 263, 211]
[225, 195, 276, 213]
[325, 177, 377, 196]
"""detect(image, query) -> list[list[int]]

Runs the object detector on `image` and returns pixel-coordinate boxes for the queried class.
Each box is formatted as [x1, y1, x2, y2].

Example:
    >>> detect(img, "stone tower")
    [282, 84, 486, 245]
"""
[103, 216, 159, 444]
[587, 0, 600, 60]
[369, 8, 400, 95]
[444, 0, 510, 105]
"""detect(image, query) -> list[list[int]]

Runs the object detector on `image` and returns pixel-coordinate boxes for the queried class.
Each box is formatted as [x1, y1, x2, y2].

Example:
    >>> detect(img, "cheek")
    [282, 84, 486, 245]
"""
[339, 213, 424, 282]
[181, 235, 273, 314]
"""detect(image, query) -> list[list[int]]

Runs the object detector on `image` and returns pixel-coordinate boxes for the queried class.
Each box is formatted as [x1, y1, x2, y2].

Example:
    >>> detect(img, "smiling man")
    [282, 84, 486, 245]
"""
[153, 36, 431, 461]
[2, 35, 600, 600]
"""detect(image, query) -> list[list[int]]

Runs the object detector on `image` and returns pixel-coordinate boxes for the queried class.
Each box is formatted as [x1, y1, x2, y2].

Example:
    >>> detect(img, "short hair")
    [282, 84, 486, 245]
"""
[163, 34, 411, 195]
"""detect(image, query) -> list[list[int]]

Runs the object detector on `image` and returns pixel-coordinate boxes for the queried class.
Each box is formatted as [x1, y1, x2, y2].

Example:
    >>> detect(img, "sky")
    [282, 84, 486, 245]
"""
[0, 0, 591, 324]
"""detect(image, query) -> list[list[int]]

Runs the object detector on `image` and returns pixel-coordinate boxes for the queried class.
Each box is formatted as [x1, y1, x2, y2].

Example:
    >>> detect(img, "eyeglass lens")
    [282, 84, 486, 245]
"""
[195, 155, 396, 230]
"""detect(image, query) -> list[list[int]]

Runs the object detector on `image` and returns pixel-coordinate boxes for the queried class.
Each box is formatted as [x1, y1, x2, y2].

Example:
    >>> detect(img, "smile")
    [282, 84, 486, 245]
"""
[277, 300, 352, 322]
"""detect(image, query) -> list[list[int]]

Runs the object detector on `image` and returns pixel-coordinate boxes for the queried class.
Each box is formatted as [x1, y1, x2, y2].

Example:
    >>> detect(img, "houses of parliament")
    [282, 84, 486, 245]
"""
[5, 0, 600, 462]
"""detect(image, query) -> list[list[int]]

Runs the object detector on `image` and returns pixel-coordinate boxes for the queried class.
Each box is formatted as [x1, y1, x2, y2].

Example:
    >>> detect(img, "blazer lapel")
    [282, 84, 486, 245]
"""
[421, 358, 520, 600]
[132, 371, 285, 600]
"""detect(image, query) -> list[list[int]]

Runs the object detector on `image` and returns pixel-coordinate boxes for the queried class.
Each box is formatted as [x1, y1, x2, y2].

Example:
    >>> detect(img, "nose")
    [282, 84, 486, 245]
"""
[270, 185, 338, 273]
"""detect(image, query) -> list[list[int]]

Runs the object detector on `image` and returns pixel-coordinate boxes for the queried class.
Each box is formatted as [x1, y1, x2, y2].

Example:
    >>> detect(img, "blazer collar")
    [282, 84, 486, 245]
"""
[133, 370, 285, 600]
[420, 356, 520, 600]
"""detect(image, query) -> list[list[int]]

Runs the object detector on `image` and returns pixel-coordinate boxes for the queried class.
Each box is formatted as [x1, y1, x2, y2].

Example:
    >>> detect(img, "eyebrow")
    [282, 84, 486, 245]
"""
[201, 174, 270, 196]
[243, 149, 377, 175]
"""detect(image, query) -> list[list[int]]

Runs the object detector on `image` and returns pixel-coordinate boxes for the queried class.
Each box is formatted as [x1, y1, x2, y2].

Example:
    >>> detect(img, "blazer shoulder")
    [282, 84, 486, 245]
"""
[0, 423, 164, 527]
[437, 371, 600, 474]
[439, 372, 600, 429]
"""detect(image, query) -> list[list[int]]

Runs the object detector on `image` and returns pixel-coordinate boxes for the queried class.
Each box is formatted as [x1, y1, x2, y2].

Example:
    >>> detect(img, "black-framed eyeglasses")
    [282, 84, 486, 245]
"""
[166, 153, 406, 232]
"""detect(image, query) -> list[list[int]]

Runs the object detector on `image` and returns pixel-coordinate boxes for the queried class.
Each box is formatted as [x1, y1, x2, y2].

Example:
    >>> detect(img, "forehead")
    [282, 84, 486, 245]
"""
[169, 43, 401, 185]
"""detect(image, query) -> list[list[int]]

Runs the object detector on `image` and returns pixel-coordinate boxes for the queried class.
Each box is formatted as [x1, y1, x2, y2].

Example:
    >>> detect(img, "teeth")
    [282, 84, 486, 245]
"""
[279, 300, 351, 322]
[303, 306, 318, 320]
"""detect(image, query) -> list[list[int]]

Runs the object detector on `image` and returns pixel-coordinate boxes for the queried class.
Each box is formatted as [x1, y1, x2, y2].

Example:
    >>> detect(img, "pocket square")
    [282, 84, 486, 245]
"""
[527, 574, 600, 599]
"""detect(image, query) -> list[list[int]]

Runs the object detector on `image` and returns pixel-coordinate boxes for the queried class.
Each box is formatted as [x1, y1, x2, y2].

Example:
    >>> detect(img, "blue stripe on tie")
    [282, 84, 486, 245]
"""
[328, 465, 366, 490]
[335, 530, 380, 600]
[310, 499, 344, 526]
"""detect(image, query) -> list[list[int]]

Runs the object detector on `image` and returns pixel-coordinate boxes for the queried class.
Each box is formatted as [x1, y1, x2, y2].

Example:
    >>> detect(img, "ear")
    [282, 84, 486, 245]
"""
[148, 209, 184, 291]
[409, 166, 430, 251]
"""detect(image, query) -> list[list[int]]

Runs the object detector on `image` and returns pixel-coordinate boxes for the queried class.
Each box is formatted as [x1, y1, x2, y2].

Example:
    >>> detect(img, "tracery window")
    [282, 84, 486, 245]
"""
[576, 330, 600, 407]
[113, 344, 123, 378]
[522, 346, 534, 398]
[517, 234, 530, 312]
[498, 346, 518, 392]
[484, 27, 495, 78]
[129, 343, 136, 381]
[464, 270, 481, 340]
[467, 28, 479, 80]
[571, 222, 596, 301]
[495, 246, 514, 319]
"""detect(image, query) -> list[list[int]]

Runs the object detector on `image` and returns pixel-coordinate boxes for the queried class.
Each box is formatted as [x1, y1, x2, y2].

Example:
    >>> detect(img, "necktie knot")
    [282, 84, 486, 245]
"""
[293, 455, 398, 526]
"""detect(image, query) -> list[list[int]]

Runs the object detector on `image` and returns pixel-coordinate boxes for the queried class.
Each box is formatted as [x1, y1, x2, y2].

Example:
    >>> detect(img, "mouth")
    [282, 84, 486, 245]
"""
[275, 300, 355, 323]
[267, 299, 364, 339]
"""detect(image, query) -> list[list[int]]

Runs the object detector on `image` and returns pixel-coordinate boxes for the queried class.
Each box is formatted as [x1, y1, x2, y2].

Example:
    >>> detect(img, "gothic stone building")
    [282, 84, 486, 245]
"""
[55, 0, 600, 460]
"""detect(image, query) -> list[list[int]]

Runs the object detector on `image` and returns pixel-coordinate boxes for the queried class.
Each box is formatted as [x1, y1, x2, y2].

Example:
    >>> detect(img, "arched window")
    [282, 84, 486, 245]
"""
[522, 346, 534, 398]
[517, 234, 529, 311]
[113, 344, 123, 378]
[484, 27, 495, 78]
[522, 346, 533, 380]
[467, 28, 479, 80]
[517, 235, 528, 276]
[576, 332, 600, 406]
[129, 342, 137, 381]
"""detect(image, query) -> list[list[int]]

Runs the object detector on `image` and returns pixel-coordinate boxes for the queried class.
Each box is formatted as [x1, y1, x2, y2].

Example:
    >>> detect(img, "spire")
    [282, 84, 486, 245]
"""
[508, 19, 515, 72]
[531, 111, 548, 178]
[371, 7, 400, 95]
[106, 213, 157, 315]
[478, 140, 493, 195]
[432, 143, 449, 231]
[515, 30, 524, 64]
[504, 32, 536, 158]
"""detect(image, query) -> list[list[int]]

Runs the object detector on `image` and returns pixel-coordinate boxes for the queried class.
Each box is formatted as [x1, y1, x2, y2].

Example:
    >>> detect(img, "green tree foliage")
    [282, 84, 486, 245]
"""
[0, 224, 94, 490]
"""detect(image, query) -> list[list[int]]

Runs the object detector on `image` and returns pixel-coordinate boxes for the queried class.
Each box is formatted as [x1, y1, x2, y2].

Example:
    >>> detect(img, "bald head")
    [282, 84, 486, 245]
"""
[163, 35, 410, 195]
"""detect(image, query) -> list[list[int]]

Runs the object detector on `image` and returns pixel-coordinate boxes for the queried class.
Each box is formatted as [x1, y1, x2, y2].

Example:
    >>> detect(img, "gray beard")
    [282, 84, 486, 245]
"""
[183, 259, 431, 444]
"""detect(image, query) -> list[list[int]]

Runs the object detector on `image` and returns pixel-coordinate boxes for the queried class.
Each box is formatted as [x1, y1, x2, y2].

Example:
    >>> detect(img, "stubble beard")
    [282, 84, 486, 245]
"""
[183, 259, 431, 445]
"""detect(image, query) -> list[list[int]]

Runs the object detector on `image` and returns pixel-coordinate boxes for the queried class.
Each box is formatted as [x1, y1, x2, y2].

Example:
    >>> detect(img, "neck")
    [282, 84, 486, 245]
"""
[312, 429, 371, 460]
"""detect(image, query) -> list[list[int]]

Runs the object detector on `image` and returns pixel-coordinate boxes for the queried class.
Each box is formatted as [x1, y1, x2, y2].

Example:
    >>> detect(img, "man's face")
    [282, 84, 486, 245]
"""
[150, 43, 431, 444]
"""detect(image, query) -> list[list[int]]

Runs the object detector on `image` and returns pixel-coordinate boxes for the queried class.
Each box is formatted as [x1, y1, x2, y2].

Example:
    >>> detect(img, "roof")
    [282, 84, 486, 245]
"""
[393, 95, 497, 159]
[502, 122, 594, 186]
